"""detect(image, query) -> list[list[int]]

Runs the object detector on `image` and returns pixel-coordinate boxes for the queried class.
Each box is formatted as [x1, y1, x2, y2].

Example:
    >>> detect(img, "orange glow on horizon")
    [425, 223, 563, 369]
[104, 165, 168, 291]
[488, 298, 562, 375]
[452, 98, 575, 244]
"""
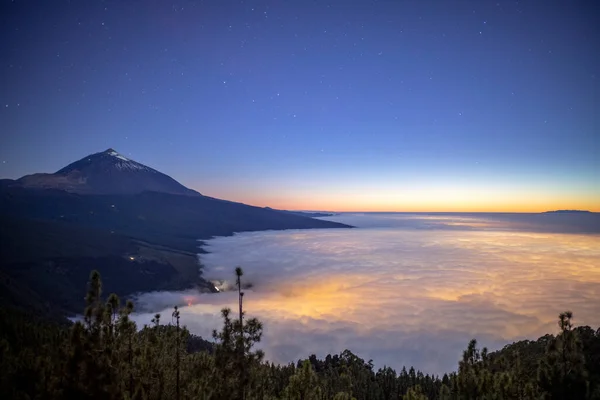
[256, 201, 600, 213]
[188, 179, 600, 213]
[192, 188, 600, 213]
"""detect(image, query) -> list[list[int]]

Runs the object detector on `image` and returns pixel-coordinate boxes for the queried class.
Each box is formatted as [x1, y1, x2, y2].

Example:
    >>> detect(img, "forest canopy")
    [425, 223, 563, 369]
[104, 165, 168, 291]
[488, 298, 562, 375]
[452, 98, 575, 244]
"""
[1, 269, 599, 400]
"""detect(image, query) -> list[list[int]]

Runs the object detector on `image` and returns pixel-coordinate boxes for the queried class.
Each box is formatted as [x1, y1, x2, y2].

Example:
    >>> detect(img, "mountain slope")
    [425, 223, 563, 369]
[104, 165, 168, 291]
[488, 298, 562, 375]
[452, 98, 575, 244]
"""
[17, 148, 199, 196]
[0, 187, 351, 253]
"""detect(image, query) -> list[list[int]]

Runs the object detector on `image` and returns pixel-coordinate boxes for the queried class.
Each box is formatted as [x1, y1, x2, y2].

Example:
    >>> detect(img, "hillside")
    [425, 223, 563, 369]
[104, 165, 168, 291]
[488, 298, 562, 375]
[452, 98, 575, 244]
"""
[0, 186, 350, 252]
[0, 215, 216, 315]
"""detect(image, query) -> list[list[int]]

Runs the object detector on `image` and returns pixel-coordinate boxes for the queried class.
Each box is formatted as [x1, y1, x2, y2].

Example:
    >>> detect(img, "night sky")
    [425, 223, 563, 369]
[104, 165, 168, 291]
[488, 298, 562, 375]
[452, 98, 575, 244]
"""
[1, 0, 599, 211]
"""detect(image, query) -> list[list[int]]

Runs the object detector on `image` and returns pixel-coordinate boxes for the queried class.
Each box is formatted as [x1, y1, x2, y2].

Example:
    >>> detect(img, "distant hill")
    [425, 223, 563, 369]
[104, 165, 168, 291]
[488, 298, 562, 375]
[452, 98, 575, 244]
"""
[0, 148, 351, 315]
[542, 210, 592, 214]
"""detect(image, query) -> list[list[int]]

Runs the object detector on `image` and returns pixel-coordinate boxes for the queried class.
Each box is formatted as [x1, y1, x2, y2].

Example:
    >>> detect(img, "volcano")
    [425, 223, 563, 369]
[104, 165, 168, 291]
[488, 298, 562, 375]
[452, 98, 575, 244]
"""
[16, 148, 198, 196]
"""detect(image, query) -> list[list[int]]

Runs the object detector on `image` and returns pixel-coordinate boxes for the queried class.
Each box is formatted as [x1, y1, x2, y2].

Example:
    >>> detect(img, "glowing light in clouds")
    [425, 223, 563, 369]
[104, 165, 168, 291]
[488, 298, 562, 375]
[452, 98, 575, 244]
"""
[130, 213, 600, 375]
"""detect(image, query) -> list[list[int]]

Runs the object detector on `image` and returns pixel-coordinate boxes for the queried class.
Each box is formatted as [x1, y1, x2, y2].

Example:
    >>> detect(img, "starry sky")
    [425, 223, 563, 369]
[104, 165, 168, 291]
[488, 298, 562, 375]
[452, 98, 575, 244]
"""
[1, 0, 599, 212]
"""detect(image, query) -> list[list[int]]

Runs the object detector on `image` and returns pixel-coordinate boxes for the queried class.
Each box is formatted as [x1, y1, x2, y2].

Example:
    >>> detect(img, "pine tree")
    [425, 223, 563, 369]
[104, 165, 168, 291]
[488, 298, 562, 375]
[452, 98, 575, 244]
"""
[283, 360, 321, 400]
[172, 306, 181, 400]
[236, 266, 246, 400]
[538, 311, 588, 400]
[116, 300, 136, 398]
[376, 366, 397, 400]
[212, 267, 264, 400]
[404, 384, 428, 400]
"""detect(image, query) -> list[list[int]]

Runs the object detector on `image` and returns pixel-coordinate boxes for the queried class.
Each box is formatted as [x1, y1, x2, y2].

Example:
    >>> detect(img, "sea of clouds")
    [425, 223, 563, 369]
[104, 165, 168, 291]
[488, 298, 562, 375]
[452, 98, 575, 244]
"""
[129, 213, 600, 375]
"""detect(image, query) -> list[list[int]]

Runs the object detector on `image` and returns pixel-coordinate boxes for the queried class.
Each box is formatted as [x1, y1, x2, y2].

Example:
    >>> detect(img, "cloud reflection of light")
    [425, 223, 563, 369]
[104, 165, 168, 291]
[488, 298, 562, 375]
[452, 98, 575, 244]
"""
[130, 214, 600, 375]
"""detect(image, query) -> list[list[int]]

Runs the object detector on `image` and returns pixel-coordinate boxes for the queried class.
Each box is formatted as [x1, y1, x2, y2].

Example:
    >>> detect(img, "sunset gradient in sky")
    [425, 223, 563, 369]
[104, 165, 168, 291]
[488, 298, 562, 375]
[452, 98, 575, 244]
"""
[1, 1, 598, 212]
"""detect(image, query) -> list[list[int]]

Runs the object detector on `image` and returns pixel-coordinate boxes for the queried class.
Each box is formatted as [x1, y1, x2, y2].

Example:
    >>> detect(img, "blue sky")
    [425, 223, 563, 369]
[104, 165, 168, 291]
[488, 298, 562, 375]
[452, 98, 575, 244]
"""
[1, 0, 598, 211]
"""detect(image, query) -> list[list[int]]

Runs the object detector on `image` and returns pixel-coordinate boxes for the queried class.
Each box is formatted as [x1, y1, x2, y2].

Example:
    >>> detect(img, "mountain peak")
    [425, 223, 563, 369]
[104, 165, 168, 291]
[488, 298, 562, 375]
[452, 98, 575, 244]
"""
[16, 148, 200, 196]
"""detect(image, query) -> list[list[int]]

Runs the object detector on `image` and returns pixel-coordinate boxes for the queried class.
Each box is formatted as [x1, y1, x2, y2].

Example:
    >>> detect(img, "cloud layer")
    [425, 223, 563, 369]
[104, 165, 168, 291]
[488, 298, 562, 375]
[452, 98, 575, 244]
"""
[130, 213, 600, 375]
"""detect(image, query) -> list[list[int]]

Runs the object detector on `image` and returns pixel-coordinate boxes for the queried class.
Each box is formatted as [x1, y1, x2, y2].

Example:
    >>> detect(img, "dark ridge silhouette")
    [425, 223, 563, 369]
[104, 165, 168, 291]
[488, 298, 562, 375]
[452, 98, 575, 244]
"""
[542, 209, 592, 214]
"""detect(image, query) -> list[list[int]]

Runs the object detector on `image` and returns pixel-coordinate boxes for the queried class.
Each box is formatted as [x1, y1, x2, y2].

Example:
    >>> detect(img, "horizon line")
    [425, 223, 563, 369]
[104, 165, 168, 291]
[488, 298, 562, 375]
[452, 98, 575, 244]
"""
[283, 209, 597, 214]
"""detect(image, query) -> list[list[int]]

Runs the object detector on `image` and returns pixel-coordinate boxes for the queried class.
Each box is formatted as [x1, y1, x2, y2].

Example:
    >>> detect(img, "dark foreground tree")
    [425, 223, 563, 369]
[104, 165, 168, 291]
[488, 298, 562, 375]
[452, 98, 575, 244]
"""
[538, 311, 588, 399]
[212, 267, 264, 400]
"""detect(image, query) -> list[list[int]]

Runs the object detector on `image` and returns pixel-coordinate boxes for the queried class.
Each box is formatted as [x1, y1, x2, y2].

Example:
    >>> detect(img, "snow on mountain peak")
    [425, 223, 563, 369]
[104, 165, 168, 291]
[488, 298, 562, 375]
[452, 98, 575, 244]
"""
[101, 148, 154, 171]
[105, 148, 130, 161]
[114, 161, 151, 172]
